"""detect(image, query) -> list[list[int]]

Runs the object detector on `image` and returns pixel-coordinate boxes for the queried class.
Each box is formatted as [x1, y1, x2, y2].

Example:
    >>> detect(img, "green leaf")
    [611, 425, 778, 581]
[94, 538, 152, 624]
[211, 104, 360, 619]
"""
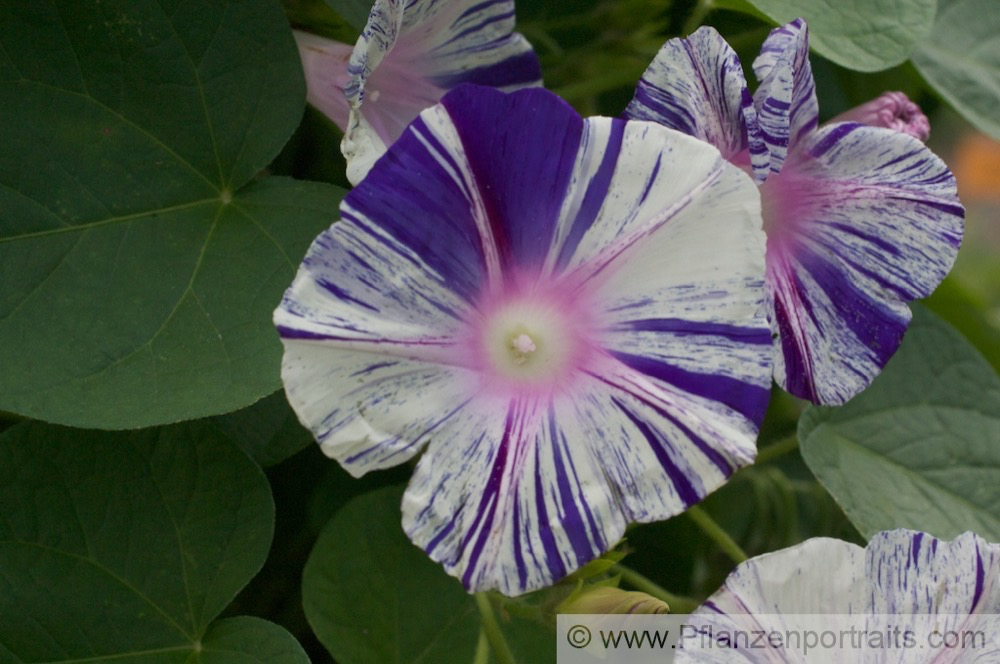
[0, 0, 345, 428]
[210, 390, 314, 467]
[324, 0, 373, 32]
[199, 617, 311, 664]
[923, 278, 1000, 374]
[743, 0, 937, 71]
[303, 485, 481, 664]
[799, 306, 1000, 542]
[912, 0, 1000, 140]
[0, 420, 307, 662]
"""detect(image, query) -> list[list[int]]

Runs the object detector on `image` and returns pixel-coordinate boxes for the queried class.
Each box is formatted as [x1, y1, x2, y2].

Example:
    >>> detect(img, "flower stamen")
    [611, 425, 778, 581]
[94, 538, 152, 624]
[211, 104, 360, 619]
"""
[510, 333, 537, 364]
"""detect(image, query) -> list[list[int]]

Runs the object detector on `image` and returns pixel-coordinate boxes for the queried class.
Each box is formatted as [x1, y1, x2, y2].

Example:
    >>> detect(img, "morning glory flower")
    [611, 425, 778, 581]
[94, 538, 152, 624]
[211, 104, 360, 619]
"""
[275, 84, 772, 595]
[677, 530, 1000, 662]
[626, 20, 964, 405]
[295, 0, 542, 184]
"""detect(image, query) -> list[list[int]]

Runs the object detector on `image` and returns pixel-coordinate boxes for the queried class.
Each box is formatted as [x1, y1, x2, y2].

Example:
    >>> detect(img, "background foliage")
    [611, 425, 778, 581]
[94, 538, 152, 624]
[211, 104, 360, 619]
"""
[2, 0, 999, 661]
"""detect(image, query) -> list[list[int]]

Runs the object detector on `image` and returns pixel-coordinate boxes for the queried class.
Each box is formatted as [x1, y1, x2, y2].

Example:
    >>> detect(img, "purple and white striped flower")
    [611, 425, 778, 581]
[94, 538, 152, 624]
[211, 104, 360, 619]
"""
[275, 84, 773, 595]
[295, 0, 541, 184]
[677, 530, 1000, 662]
[626, 20, 964, 405]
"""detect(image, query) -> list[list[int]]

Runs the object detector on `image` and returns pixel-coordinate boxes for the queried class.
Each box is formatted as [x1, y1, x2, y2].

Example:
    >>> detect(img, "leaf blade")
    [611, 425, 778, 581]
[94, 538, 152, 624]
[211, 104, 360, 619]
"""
[800, 307, 1000, 541]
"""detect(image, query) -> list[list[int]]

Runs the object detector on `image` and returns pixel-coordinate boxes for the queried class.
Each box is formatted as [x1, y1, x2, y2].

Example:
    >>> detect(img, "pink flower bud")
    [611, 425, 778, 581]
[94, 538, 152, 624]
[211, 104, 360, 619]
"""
[831, 92, 930, 141]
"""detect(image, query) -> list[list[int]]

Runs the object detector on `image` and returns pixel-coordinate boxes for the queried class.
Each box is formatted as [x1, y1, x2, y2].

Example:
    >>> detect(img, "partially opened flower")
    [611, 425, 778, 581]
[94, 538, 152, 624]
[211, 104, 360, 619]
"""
[295, 0, 541, 184]
[626, 21, 964, 405]
[677, 530, 1000, 662]
[275, 84, 773, 594]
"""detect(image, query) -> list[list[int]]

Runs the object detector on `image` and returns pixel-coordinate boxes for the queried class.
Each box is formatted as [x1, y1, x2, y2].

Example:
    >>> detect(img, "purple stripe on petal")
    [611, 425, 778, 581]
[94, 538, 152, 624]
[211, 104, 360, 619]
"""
[431, 49, 542, 90]
[548, 411, 596, 566]
[457, 0, 511, 21]
[973, 549, 985, 611]
[343, 113, 491, 302]
[558, 428, 606, 554]
[511, 498, 528, 590]
[805, 121, 860, 158]
[441, 85, 583, 271]
[533, 442, 568, 582]
[611, 350, 771, 426]
[771, 284, 819, 402]
[614, 318, 772, 345]
[611, 397, 700, 507]
[555, 119, 627, 270]
[460, 406, 512, 587]
[435, 9, 517, 48]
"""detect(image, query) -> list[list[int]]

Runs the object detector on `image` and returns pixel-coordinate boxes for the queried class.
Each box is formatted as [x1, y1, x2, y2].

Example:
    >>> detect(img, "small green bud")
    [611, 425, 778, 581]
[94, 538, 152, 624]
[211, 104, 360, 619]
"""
[558, 586, 669, 615]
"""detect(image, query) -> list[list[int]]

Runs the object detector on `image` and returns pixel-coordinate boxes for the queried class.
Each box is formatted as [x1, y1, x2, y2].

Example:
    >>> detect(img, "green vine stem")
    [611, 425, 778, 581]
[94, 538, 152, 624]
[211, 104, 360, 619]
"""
[756, 434, 800, 464]
[612, 564, 701, 613]
[475, 592, 517, 664]
[687, 504, 749, 564]
[472, 628, 490, 664]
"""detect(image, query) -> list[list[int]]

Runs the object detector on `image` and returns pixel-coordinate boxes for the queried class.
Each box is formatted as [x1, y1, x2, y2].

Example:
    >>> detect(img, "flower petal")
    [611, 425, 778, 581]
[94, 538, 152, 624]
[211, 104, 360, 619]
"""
[404, 361, 764, 595]
[700, 537, 866, 616]
[281, 86, 776, 596]
[752, 19, 819, 175]
[343, 0, 541, 183]
[867, 530, 1000, 616]
[679, 530, 1000, 662]
[294, 31, 354, 132]
[280, 347, 471, 475]
[403, 395, 626, 594]
[570, 123, 771, 431]
[765, 123, 963, 404]
[542, 118, 771, 435]
[625, 27, 767, 178]
[274, 217, 477, 472]
[437, 85, 584, 273]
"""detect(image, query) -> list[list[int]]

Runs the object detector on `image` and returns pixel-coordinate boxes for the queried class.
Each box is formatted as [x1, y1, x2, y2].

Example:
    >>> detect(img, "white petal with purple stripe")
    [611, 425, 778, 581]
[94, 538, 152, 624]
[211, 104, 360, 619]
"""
[277, 85, 769, 594]
[765, 123, 963, 404]
[677, 530, 1000, 663]
[751, 18, 819, 175]
[624, 27, 767, 179]
[341, 0, 541, 183]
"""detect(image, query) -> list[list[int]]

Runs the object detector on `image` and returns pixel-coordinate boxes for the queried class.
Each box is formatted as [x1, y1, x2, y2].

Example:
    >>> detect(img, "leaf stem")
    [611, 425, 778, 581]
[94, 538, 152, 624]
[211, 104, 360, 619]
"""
[687, 505, 748, 564]
[475, 593, 516, 664]
[756, 434, 799, 464]
[612, 564, 700, 613]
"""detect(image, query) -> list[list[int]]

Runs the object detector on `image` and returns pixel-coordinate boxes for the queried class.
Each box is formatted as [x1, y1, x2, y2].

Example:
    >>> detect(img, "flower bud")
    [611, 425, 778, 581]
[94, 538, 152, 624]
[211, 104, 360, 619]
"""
[831, 91, 930, 141]
[559, 587, 670, 615]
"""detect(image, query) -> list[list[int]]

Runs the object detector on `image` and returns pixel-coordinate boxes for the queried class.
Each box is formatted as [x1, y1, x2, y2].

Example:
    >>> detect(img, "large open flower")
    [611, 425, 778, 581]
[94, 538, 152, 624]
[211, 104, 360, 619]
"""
[626, 20, 964, 405]
[275, 85, 772, 594]
[295, 0, 541, 184]
[678, 530, 1000, 661]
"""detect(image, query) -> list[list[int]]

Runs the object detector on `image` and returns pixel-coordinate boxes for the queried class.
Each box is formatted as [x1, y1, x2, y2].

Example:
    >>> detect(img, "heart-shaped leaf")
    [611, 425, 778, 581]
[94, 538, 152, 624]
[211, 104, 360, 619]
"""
[912, 0, 1000, 141]
[800, 307, 1000, 541]
[210, 390, 314, 467]
[303, 485, 481, 663]
[0, 420, 307, 662]
[0, 0, 345, 428]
